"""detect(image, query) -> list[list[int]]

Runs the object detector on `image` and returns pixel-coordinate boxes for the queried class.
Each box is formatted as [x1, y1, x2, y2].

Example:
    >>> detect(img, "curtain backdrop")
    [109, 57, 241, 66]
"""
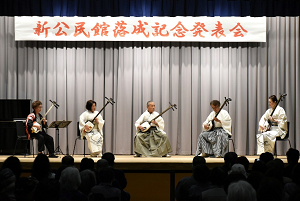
[0, 16, 299, 155]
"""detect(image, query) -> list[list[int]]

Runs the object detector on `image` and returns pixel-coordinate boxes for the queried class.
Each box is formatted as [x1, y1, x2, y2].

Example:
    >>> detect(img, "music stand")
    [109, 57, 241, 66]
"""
[48, 120, 72, 155]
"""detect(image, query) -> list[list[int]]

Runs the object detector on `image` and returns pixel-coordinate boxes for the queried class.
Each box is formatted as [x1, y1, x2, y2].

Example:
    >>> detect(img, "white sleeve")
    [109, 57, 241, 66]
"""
[97, 114, 105, 131]
[220, 110, 232, 135]
[79, 112, 87, 138]
[155, 116, 164, 131]
[277, 107, 287, 123]
[277, 107, 288, 134]
[135, 112, 145, 132]
[202, 112, 214, 131]
[259, 109, 270, 127]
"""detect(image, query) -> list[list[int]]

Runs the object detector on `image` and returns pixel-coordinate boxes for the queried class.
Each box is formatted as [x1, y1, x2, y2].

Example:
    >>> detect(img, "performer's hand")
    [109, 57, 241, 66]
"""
[84, 124, 90, 130]
[151, 120, 158, 126]
[259, 125, 265, 131]
[95, 117, 99, 124]
[138, 125, 145, 131]
[268, 116, 276, 122]
[42, 119, 47, 124]
[204, 124, 210, 130]
[35, 124, 41, 130]
[214, 117, 221, 123]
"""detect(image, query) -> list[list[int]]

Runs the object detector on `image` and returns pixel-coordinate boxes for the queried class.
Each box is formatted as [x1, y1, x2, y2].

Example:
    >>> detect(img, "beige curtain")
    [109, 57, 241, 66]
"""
[0, 17, 299, 155]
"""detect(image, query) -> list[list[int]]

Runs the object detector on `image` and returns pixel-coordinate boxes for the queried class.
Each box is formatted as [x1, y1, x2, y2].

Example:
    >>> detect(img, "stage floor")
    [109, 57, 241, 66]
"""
[0, 154, 288, 171]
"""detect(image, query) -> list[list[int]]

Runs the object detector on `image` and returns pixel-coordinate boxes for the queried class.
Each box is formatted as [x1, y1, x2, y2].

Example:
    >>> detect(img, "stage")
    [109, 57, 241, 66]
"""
[0, 154, 288, 170]
[0, 154, 288, 201]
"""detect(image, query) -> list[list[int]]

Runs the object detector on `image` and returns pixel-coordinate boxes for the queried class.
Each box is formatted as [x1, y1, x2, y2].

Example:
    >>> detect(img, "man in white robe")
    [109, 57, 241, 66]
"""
[134, 101, 172, 157]
[79, 100, 104, 157]
[257, 95, 287, 155]
[196, 100, 232, 158]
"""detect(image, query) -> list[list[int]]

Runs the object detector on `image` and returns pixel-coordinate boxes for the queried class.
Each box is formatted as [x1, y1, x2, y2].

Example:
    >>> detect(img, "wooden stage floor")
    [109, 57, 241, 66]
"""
[0, 154, 288, 171]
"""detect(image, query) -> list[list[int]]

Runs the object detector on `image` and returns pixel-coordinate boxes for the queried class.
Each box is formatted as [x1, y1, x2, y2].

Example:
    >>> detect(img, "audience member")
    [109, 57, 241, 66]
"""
[247, 171, 264, 191]
[78, 169, 97, 196]
[15, 177, 38, 201]
[31, 154, 54, 181]
[259, 152, 274, 164]
[89, 167, 121, 201]
[175, 156, 206, 201]
[225, 170, 247, 193]
[283, 148, 299, 179]
[34, 178, 60, 201]
[201, 167, 227, 201]
[265, 158, 290, 184]
[59, 166, 88, 201]
[252, 159, 267, 174]
[284, 164, 300, 200]
[102, 152, 130, 201]
[189, 164, 211, 201]
[96, 159, 109, 184]
[227, 180, 257, 201]
[80, 158, 95, 171]
[266, 158, 284, 170]
[235, 156, 250, 173]
[229, 164, 248, 178]
[96, 159, 109, 171]
[62, 155, 75, 166]
[102, 152, 127, 190]
[1, 156, 22, 179]
[257, 177, 287, 201]
[192, 155, 206, 166]
[0, 168, 16, 201]
[221, 152, 237, 173]
[55, 155, 75, 180]
[2, 148, 298, 201]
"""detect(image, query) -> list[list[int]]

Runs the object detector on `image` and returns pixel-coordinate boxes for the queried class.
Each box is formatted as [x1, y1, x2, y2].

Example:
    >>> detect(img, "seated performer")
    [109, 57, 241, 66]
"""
[195, 100, 232, 158]
[134, 101, 172, 157]
[256, 95, 287, 155]
[79, 100, 104, 157]
[26, 100, 58, 158]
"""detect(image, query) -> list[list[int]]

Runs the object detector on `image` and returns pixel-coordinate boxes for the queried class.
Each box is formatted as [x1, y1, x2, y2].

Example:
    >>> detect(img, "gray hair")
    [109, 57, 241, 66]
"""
[227, 180, 257, 201]
[147, 101, 154, 106]
[59, 167, 81, 191]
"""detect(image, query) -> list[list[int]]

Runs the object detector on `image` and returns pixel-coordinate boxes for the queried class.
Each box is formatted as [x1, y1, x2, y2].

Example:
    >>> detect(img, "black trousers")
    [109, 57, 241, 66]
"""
[31, 130, 55, 154]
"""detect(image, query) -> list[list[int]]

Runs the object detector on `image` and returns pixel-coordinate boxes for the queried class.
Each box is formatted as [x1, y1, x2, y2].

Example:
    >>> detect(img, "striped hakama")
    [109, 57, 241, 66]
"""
[195, 127, 229, 157]
[195, 109, 232, 157]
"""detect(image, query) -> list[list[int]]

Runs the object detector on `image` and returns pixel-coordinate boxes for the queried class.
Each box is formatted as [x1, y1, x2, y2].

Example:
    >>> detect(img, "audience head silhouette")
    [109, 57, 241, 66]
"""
[102, 152, 115, 167]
